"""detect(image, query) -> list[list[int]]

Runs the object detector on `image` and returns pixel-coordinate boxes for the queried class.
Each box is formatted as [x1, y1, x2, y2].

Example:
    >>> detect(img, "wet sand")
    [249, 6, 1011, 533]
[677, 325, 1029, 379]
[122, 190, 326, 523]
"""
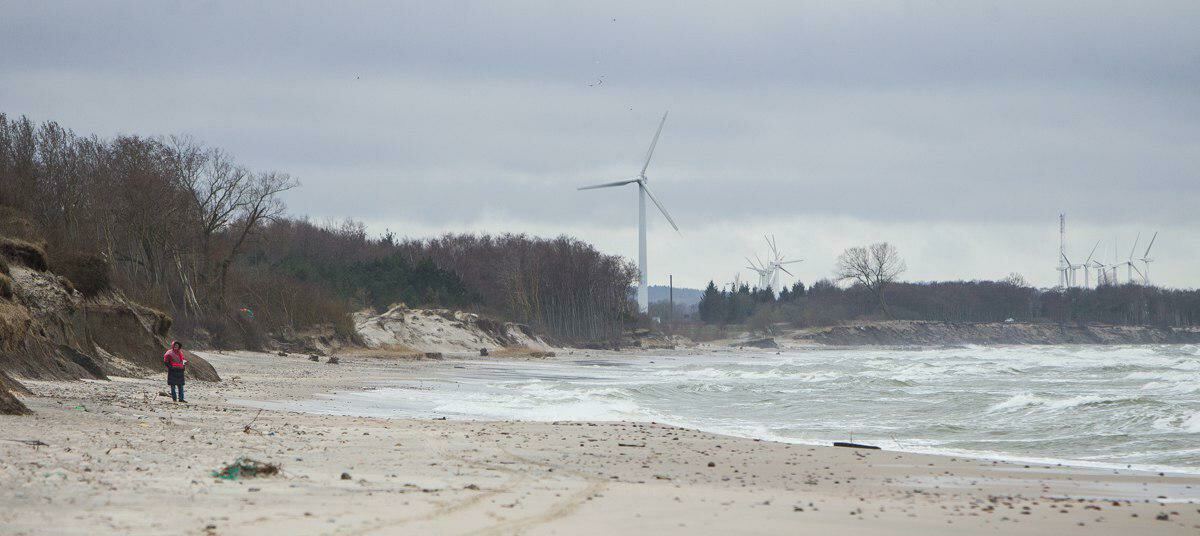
[1, 350, 1198, 535]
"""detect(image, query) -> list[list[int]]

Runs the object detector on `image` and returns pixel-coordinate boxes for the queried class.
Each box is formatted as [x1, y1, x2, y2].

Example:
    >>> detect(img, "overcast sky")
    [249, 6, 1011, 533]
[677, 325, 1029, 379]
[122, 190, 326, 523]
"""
[3, 1, 1198, 289]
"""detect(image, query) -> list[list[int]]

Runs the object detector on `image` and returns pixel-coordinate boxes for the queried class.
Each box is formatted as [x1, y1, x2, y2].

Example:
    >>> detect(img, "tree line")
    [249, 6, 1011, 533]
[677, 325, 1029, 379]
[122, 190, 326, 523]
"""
[698, 242, 1200, 330]
[0, 113, 636, 346]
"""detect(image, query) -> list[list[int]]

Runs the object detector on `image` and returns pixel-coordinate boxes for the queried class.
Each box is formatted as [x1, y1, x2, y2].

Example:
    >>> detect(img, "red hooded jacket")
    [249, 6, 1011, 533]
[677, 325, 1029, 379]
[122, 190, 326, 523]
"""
[163, 343, 186, 370]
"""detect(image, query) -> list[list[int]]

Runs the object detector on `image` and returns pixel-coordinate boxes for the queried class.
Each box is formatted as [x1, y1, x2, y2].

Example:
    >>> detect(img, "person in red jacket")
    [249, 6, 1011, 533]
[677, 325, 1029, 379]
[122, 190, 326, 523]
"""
[163, 341, 188, 403]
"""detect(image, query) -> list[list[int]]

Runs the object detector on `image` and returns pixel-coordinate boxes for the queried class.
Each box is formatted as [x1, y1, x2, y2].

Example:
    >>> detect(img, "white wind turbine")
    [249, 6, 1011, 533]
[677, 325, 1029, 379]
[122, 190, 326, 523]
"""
[578, 112, 680, 314]
[1123, 233, 1145, 285]
[763, 235, 802, 291]
[1082, 240, 1100, 288]
[1060, 252, 1082, 287]
[745, 256, 772, 290]
[1091, 255, 1110, 286]
[1139, 232, 1158, 285]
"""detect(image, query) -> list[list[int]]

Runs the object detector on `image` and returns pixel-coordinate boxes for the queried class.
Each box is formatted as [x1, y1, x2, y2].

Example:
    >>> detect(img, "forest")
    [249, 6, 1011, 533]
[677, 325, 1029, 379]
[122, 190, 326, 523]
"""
[697, 277, 1200, 330]
[0, 113, 636, 347]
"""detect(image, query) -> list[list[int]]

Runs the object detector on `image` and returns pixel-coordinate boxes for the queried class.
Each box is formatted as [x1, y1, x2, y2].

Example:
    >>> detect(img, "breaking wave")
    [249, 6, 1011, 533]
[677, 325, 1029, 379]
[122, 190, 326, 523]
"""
[262, 344, 1200, 473]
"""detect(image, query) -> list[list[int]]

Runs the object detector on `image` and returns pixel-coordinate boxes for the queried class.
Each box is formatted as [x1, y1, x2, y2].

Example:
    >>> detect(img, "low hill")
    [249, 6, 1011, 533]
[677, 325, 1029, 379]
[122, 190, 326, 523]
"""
[647, 285, 703, 306]
[353, 305, 552, 355]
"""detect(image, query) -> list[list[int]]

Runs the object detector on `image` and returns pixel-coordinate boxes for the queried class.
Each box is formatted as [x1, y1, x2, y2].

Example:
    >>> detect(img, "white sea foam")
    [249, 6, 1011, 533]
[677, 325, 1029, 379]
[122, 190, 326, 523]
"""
[1183, 413, 1200, 434]
[258, 344, 1200, 473]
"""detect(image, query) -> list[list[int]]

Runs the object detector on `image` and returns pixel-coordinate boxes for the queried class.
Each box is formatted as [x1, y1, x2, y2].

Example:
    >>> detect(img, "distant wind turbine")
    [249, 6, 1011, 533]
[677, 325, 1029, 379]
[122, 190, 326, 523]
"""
[763, 235, 802, 291]
[745, 256, 772, 291]
[1123, 233, 1144, 284]
[578, 112, 680, 314]
[1139, 232, 1158, 285]
[1082, 240, 1100, 288]
[1091, 257, 1109, 286]
[1061, 252, 1082, 287]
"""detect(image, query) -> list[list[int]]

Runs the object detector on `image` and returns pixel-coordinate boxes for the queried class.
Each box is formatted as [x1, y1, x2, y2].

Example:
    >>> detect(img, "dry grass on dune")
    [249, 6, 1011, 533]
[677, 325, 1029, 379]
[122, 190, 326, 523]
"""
[0, 370, 31, 415]
[0, 237, 48, 271]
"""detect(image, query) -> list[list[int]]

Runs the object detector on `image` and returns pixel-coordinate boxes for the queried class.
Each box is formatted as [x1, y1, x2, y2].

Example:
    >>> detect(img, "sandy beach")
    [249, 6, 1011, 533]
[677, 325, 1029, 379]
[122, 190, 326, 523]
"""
[2, 350, 1198, 535]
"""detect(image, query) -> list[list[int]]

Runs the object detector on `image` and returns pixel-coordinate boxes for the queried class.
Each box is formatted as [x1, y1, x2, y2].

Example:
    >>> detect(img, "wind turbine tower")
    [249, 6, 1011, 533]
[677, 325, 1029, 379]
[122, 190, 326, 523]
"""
[578, 112, 680, 314]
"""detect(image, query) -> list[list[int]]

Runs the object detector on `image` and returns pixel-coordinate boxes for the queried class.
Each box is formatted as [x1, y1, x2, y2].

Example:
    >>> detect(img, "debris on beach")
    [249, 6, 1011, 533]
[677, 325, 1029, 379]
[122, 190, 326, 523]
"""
[309, 355, 319, 362]
[1, 438, 48, 447]
[212, 458, 280, 480]
[327, 356, 340, 364]
[833, 442, 881, 450]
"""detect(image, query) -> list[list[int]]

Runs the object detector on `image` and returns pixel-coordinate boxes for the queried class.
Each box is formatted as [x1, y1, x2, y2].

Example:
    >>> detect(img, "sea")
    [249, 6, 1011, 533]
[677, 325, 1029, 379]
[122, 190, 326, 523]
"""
[256, 344, 1200, 474]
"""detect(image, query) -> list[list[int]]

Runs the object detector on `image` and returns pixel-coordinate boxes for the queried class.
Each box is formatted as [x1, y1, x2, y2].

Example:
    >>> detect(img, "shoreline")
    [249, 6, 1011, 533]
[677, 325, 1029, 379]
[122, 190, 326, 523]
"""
[251, 348, 1200, 479]
[242, 355, 1200, 480]
[2, 350, 1199, 534]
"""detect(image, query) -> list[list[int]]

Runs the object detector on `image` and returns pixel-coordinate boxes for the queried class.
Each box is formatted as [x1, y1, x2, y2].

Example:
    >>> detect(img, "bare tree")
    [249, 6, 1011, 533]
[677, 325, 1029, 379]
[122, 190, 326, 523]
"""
[168, 138, 297, 308]
[1002, 272, 1028, 287]
[215, 171, 298, 299]
[835, 242, 906, 318]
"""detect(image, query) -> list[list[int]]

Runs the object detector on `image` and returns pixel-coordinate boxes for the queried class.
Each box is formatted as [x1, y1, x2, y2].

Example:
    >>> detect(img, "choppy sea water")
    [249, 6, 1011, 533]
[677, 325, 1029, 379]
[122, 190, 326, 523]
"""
[264, 345, 1200, 474]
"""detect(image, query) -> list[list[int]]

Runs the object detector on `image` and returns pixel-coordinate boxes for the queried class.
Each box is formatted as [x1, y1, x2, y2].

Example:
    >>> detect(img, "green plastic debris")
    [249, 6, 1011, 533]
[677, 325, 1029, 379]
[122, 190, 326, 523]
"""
[212, 458, 280, 481]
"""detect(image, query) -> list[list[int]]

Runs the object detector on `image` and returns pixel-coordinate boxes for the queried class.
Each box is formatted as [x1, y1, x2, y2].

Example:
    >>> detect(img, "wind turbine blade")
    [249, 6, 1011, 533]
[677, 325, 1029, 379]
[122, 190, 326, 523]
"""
[765, 235, 779, 259]
[1131, 263, 1145, 279]
[640, 111, 668, 177]
[779, 266, 795, 276]
[1143, 232, 1158, 258]
[578, 178, 639, 190]
[745, 257, 759, 269]
[1061, 252, 1073, 265]
[640, 183, 679, 232]
[1086, 240, 1100, 263]
[780, 259, 803, 265]
[1129, 232, 1140, 260]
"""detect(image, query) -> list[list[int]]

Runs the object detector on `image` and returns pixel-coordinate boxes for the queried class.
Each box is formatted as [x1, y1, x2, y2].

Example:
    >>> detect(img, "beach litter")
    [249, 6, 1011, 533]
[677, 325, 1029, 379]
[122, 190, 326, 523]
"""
[833, 442, 881, 450]
[212, 458, 280, 480]
[1, 438, 49, 448]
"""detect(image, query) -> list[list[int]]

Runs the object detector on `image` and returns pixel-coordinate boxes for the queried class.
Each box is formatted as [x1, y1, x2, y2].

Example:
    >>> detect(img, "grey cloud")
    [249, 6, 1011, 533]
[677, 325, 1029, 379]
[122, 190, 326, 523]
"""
[2, 1, 1197, 287]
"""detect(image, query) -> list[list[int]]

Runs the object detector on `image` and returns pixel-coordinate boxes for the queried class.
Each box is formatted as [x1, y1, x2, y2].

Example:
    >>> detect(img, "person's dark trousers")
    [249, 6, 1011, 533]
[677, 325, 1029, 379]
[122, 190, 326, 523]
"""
[170, 384, 184, 402]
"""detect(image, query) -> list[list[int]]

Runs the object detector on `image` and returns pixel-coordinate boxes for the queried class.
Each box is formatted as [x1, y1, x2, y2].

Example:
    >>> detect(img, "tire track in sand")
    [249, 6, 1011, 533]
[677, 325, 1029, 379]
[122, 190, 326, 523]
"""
[465, 448, 608, 536]
[336, 449, 529, 536]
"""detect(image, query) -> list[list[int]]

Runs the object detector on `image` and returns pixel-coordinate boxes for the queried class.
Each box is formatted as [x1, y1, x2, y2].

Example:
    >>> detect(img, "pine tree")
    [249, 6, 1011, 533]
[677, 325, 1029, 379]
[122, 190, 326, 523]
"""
[698, 281, 724, 323]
